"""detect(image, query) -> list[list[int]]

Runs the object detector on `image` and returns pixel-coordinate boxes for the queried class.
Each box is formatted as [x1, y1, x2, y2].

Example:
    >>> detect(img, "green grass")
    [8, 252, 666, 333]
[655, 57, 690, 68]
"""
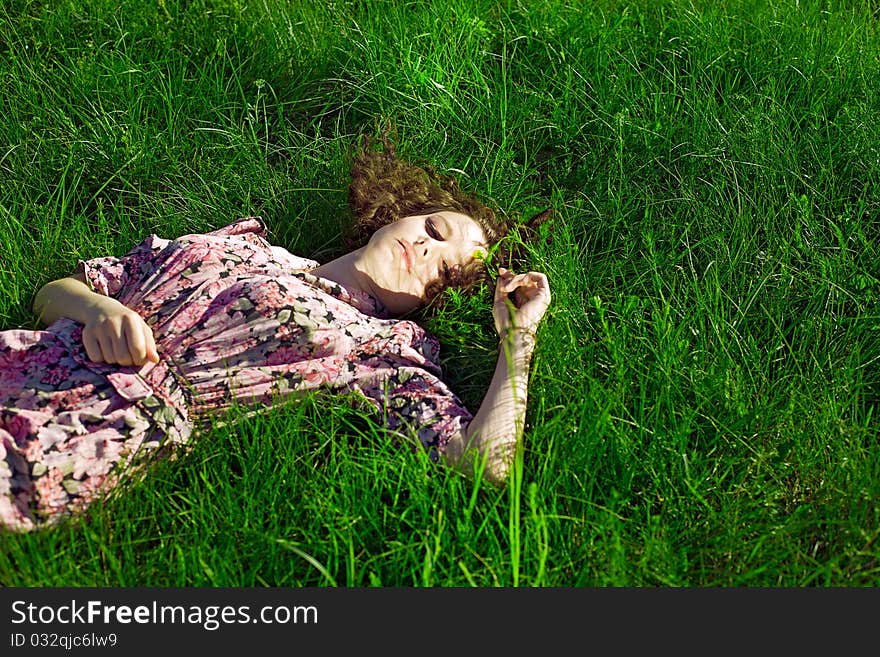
[1, 0, 878, 586]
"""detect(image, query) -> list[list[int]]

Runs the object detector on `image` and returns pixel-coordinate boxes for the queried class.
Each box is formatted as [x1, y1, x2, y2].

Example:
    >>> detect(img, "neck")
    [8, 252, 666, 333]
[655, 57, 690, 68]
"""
[310, 248, 378, 299]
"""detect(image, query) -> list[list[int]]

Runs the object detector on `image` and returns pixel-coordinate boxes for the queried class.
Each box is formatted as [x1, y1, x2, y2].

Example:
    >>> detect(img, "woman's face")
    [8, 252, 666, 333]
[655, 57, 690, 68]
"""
[358, 210, 488, 314]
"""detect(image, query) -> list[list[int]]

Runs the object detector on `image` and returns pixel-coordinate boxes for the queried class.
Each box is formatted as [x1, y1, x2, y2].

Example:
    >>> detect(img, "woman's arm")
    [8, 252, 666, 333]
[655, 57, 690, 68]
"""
[33, 273, 158, 366]
[443, 268, 551, 486]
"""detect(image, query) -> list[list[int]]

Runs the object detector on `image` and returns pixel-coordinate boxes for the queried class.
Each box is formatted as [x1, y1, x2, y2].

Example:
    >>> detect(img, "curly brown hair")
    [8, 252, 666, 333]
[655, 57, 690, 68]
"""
[346, 132, 510, 313]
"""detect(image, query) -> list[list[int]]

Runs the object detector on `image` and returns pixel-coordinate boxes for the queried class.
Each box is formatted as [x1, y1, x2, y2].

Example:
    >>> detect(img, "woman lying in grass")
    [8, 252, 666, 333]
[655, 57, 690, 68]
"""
[0, 135, 551, 531]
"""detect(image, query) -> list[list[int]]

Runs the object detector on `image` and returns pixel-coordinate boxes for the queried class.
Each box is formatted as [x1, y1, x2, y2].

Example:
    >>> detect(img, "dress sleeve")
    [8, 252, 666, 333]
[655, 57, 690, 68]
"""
[206, 216, 319, 272]
[75, 217, 316, 300]
[77, 216, 267, 297]
[356, 361, 473, 462]
[76, 234, 169, 299]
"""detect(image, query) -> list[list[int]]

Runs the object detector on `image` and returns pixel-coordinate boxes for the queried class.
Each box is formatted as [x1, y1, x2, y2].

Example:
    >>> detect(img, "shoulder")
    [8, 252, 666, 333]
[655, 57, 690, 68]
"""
[268, 245, 320, 272]
[164, 217, 316, 271]
[206, 217, 319, 270]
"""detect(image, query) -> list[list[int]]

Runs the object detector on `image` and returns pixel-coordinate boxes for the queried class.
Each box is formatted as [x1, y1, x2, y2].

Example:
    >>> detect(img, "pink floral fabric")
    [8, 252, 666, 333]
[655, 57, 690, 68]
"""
[1, 218, 472, 531]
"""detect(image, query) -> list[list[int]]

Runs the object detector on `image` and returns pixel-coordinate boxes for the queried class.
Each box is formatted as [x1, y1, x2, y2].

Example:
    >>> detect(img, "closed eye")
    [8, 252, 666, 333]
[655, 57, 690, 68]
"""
[426, 216, 444, 241]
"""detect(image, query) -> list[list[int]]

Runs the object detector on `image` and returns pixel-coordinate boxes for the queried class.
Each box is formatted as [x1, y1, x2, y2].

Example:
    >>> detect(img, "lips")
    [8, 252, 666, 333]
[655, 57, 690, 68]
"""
[396, 239, 413, 272]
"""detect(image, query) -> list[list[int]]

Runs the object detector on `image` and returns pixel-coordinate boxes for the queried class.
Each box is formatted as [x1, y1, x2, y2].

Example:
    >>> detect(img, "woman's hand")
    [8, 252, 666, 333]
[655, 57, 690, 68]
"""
[82, 299, 159, 367]
[34, 273, 160, 367]
[492, 268, 551, 337]
[448, 268, 551, 485]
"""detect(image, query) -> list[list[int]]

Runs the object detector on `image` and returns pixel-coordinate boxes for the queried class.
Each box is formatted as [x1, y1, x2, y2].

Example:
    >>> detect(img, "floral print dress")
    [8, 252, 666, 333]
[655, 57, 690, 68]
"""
[0, 218, 472, 531]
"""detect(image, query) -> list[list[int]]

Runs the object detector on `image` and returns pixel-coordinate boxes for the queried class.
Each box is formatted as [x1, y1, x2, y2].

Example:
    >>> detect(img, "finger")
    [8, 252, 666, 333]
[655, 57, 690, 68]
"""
[499, 268, 517, 284]
[94, 332, 116, 364]
[532, 273, 551, 299]
[81, 330, 104, 363]
[112, 334, 133, 366]
[498, 275, 518, 294]
[530, 272, 549, 287]
[102, 322, 132, 366]
[144, 323, 160, 363]
[506, 274, 536, 293]
[494, 292, 515, 317]
[514, 273, 548, 296]
[123, 314, 147, 365]
[494, 276, 511, 303]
